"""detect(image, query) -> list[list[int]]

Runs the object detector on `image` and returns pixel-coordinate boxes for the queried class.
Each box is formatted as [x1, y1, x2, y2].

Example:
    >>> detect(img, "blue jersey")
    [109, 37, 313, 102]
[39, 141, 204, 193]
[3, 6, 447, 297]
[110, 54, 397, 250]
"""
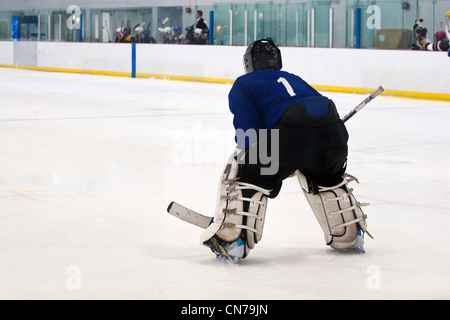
[228, 69, 321, 148]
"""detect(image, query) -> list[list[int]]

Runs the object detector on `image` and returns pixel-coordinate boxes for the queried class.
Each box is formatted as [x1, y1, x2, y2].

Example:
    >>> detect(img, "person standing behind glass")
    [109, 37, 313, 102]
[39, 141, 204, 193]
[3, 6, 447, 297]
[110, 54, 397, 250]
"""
[194, 10, 208, 33]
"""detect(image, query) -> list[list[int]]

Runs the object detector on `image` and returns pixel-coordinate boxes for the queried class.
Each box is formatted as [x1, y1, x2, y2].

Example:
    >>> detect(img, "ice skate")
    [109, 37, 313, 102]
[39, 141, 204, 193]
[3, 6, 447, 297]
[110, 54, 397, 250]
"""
[208, 236, 245, 264]
[347, 232, 365, 253]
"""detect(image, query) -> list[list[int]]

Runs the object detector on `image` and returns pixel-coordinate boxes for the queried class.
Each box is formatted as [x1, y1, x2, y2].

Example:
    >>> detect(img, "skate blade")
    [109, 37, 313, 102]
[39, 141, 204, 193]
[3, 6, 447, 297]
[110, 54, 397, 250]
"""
[210, 237, 241, 264]
[340, 246, 366, 254]
[214, 252, 241, 264]
[349, 246, 365, 254]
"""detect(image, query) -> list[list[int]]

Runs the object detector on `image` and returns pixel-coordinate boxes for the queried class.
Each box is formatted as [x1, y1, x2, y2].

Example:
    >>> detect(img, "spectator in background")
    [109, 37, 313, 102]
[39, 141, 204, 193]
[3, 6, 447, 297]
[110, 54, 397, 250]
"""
[172, 27, 183, 44]
[132, 27, 143, 43]
[115, 27, 123, 43]
[195, 10, 209, 33]
[116, 26, 132, 43]
[412, 18, 449, 51]
[191, 28, 207, 45]
[190, 10, 209, 44]
[160, 27, 172, 43]
[120, 27, 132, 43]
[140, 29, 157, 44]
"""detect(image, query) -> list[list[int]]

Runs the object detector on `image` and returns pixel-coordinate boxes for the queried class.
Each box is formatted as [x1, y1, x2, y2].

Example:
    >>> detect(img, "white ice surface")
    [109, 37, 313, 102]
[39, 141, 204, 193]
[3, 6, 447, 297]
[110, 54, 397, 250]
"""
[0, 68, 449, 300]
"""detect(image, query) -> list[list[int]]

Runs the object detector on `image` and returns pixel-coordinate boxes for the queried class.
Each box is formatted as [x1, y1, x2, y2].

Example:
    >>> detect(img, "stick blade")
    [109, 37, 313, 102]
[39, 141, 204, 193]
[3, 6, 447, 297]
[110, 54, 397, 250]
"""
[167, 202, 212, 229]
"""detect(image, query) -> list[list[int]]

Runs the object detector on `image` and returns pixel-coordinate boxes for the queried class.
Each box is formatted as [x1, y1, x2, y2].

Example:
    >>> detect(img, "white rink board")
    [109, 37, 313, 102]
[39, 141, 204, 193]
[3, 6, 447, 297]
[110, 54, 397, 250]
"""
[0, 41, 14, 65]
[2, 41, 449, 95]
[37, 42, 132, 72]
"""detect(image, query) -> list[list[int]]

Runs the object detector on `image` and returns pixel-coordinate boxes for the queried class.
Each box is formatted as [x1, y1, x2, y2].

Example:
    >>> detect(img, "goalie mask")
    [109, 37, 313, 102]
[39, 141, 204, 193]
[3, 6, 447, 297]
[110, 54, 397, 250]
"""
[243, 39, 282, 74]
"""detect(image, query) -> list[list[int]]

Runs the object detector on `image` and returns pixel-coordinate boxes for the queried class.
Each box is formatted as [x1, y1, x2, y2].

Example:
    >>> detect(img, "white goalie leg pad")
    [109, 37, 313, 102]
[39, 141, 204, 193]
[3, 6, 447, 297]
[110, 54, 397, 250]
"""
[200, 152, 242, 244]
[244, 191, 268, 250]
[296, 170, 372, 250]
[200, 150, 270, 258]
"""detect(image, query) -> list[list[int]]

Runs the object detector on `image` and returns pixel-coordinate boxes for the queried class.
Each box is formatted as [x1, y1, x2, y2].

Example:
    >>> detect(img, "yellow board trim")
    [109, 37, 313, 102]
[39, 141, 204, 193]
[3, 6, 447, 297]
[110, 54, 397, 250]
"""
[309, 85, 450, 102]
[1, 64, 449, 102]
[135, 72, 235, 84]
[0, 64, 131, 78]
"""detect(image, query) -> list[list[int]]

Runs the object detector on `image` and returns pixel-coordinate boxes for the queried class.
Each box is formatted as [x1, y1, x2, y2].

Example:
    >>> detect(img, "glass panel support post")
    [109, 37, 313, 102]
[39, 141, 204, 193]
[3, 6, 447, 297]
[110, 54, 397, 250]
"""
[329, 7, 333, 48]
[311, 7, 315, 47]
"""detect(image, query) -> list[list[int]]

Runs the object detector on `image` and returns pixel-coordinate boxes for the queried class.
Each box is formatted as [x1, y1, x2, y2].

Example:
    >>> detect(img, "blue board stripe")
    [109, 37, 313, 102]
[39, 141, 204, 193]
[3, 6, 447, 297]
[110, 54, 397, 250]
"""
[131, 43, 136, 78]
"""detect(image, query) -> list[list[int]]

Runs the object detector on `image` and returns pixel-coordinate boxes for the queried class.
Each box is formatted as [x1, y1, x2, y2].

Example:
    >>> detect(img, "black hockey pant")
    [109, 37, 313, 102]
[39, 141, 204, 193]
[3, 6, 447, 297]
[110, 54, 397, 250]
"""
[237, 96, 349, 199]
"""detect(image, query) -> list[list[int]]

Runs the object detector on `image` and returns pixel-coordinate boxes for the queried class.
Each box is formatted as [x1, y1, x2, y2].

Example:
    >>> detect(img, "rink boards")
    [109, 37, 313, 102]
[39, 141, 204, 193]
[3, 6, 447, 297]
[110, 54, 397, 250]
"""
[0, 41, 449, 101]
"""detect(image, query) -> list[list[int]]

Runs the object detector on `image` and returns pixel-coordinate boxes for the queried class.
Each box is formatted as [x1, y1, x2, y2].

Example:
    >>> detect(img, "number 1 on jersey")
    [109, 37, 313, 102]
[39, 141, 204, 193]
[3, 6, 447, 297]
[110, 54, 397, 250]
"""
[277, 77, 296, 97]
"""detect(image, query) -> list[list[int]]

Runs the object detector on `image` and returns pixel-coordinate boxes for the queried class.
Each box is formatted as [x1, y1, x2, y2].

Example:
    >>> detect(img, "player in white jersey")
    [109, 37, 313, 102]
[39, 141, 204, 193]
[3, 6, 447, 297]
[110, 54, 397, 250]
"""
[413, 18, 449, 51]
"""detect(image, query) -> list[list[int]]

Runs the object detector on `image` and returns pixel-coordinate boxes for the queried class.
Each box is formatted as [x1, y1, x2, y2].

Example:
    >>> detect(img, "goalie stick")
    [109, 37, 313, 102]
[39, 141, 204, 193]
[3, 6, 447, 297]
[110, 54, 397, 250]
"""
[167, 86, 384, 228]
[342, 86, 384, 123]
[167, 201, 212, 229]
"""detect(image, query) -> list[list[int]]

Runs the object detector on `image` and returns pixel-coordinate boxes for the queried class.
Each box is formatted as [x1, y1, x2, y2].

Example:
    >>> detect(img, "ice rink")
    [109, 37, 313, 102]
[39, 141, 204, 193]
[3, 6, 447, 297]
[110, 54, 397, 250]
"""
[0, 67, 449, 300]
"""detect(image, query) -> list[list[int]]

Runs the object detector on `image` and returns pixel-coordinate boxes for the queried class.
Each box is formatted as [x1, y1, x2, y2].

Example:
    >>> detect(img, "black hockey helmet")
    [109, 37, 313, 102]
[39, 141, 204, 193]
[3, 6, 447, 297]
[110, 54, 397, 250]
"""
[414, 19, 427, 37]
[123, 26, 132, 35]
[243, 39, 282, 74]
